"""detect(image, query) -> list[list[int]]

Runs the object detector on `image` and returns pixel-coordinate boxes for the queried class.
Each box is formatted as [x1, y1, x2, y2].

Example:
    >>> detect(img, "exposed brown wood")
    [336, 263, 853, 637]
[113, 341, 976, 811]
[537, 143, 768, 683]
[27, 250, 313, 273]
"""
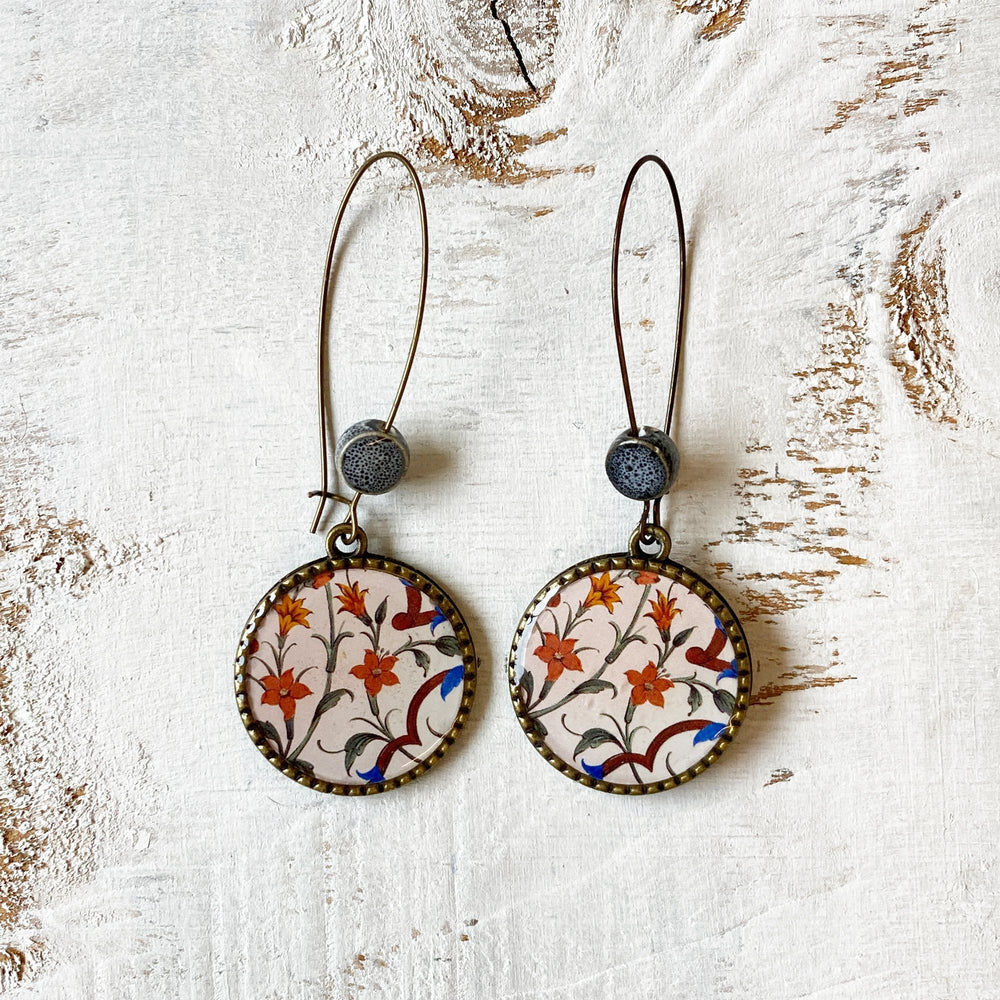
[713, 299, 883, 703]
[764, 768, 793, 786]
[278, 0, 565, 184]
[824, 1, 959, 137]
[673, 0, 750, 40]
[886, 194, 963, 425]
[0, 421, 143, 984]
[751, 670, 856, 706]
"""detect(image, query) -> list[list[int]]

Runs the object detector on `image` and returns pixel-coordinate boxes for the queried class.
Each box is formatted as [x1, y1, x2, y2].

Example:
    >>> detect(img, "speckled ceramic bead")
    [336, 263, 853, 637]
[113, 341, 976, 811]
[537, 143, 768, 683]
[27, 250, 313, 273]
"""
[335, 419, 409, 495]
[605, 426, 680, 501]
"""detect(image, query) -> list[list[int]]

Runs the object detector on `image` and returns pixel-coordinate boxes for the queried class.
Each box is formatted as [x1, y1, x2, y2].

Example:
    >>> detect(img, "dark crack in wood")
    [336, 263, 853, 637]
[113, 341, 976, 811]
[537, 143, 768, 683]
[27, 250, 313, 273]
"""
[490, 0, 537, 92]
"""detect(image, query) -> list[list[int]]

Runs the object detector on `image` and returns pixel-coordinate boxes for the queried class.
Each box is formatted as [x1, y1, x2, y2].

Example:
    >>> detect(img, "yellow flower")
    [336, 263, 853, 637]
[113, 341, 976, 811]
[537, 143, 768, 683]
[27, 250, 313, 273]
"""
[334, 580, 369, 620]
[644, 591, 681, 634]
[275, 594, 311, 636]
[583, 572, 622, 612]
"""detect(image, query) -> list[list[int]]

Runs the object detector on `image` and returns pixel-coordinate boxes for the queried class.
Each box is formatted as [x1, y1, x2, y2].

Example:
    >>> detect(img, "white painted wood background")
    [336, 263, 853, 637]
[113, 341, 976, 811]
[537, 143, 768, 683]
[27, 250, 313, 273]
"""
[2, 0, 997, 995]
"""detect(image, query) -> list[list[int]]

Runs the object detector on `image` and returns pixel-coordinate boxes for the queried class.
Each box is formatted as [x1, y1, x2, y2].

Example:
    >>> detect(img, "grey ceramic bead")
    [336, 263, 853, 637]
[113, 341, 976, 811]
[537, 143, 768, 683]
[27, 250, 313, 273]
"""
[335, 419, 410, 495]
[605, 426, 680, 501]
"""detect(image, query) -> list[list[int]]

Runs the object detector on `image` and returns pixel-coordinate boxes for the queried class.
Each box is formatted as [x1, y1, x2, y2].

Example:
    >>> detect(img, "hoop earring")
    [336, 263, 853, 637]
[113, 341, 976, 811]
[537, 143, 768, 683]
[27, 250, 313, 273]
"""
[235, 152, 477, 795]
[507, 155, 751, 794]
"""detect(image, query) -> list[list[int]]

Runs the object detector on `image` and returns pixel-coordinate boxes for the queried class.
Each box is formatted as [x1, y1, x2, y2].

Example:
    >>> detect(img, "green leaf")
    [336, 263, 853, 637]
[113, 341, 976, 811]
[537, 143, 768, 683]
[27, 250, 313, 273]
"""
[607, 634, 648, 663]
[673, 626, 695, 648]
[345, 732, 381, 773]
[312, 634, 336, 672]
[686, 684, 703, 716]
[316, 687, 353, 716]
[435, 635, 463, 657]
[412, 647, 431, 673]
[257, 720, 281, 745]
[573, 727, 617, 758]
[520, 670, 535, 703]
[574, 678, 618, 697]
[533, 717, 548, 738]
[323, 630, 354, 671]
[294, 759, 315, 774]
[713, 689, 737, 716]
[374, 597, 388, 625]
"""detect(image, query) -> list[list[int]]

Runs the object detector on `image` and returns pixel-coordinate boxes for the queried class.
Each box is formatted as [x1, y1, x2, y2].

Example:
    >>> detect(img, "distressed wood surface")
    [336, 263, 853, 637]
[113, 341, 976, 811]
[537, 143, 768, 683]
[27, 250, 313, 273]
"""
[2, 0, 998, 995]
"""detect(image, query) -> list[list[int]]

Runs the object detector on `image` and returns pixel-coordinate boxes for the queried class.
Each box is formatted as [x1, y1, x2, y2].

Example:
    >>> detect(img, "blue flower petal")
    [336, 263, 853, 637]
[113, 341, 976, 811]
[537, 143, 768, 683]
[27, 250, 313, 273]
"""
[714, 616, 724, 632]
[718, 666, 738, 680]
[580, 759, 605, 779]
[693, 721, 728, 746]
[441, 664, 465, 700]
[358, 765, 385, 783]
[430, 607, 448, 634]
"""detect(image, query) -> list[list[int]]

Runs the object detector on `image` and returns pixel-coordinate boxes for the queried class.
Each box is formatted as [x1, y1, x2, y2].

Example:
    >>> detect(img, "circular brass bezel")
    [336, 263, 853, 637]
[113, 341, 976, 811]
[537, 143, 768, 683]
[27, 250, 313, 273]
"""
[507, 552, 751, 795]
[235, 553, 477, 795]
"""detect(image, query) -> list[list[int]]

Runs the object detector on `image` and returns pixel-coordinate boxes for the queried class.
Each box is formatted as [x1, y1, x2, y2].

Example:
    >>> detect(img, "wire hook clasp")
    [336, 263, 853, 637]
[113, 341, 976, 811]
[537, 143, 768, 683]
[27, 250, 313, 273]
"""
[308, 151, 429, 539]
[610, 154, 687, 438]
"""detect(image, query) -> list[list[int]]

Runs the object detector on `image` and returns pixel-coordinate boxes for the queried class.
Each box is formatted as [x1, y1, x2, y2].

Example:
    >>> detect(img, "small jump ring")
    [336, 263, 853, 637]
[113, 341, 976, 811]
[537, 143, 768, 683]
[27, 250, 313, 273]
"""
[326, 522, 368, 558]
[628, 524, 671, 561]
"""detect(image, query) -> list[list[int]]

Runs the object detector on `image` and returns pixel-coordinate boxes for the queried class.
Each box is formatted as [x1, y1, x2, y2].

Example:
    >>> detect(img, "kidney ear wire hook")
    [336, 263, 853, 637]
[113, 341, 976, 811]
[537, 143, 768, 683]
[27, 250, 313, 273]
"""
[606, 155, 688, 551]
[611, 153, 687, 437]
[307, 151, 429, 544]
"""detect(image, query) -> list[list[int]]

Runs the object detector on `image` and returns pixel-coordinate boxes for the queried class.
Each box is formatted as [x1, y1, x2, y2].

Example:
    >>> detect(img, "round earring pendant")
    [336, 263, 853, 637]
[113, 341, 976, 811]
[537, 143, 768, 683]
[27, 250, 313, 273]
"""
[508, 553, 750, 793]
[236, 555, 476, 793]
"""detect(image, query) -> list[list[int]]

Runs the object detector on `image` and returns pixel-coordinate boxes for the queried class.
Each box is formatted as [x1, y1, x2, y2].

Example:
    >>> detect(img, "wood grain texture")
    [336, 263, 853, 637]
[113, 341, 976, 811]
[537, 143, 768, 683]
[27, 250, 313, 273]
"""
[2, 0, 999, 996]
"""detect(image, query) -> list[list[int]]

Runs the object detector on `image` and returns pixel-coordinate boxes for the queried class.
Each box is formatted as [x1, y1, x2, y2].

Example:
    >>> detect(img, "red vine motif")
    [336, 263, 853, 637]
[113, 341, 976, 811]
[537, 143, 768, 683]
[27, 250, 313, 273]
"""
[685, 628, 732, 672]
[598, 720, 714, 777]
[374, 669, 453, 776]
[391, 584, 438, 630]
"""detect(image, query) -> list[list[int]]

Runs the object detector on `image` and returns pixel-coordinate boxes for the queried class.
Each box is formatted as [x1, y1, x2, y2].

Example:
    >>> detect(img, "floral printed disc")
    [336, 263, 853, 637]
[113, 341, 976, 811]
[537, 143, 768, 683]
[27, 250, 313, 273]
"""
[235, 555, 476, 794]
[509, 554, 751, 793]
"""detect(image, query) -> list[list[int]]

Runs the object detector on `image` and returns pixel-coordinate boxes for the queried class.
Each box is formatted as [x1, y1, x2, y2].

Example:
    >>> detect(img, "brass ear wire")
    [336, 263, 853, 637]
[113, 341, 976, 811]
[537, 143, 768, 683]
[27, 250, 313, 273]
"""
[308, 151, 429, 543]
[610, 154, 687, 438]
[608, 155, 688, 549]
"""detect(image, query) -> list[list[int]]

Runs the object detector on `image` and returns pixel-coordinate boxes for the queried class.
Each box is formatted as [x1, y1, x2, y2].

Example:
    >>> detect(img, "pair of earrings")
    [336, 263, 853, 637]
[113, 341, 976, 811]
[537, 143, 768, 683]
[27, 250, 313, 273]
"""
[234, 152, 751, 796]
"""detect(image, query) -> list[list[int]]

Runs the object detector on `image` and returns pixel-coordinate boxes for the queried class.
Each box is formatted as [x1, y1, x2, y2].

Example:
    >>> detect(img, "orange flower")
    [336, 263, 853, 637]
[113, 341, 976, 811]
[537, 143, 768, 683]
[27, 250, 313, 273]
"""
[635, 570, 660, 585]
[533, 632, 583, 683]
[261, 669, 312, 720]
[546, 592, 561, 608]
[334, 580, 369, 619]
[583, 572, 622, 612]
[350, 650, 400, 696]
[625, 662, 673, 708]
[275, 594, 311, 636]
[645, 591, 681, 634]
[312, 570, 335, 589]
